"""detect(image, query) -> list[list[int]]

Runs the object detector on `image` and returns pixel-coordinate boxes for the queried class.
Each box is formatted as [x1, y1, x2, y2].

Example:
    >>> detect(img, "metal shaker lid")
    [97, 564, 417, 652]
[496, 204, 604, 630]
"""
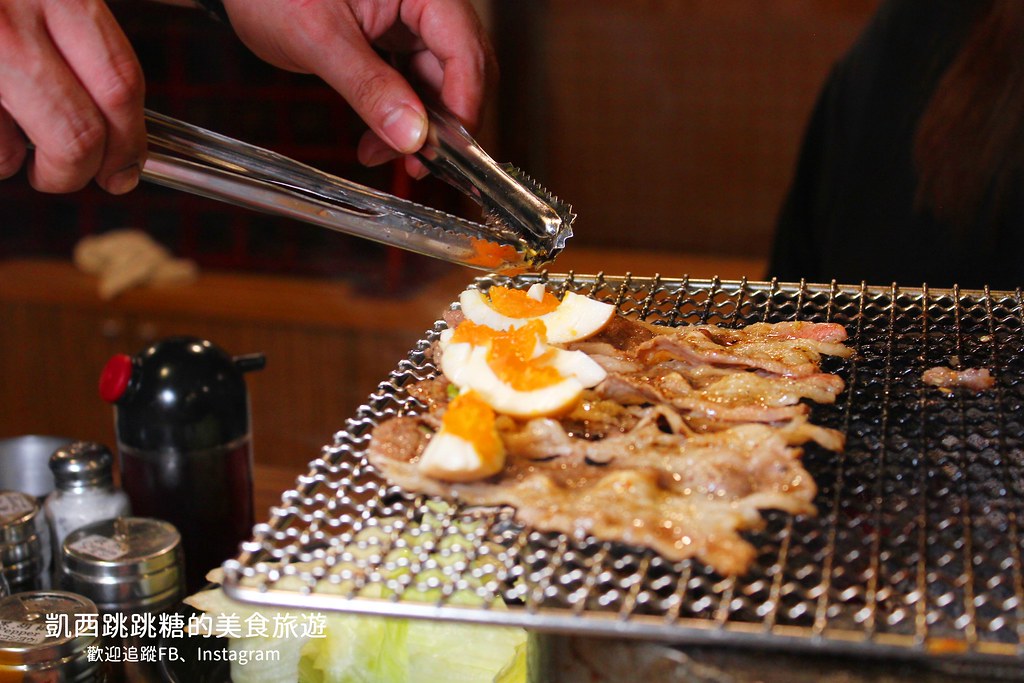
[0, 591, 98, 669]
[0, 491, 38, 544]
[48, 441, 115, 491]
[62, 517, 181, 578]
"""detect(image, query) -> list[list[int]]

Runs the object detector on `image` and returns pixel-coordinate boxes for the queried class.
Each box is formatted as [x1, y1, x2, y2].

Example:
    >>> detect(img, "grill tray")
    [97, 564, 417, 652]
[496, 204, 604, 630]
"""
[222, 274, 1024, 669]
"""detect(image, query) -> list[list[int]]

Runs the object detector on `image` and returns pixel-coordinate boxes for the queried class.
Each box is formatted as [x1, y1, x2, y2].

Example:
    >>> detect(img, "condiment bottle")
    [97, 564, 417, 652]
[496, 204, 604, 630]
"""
[99, 337, 264, 592]
[0, 491, 44, 594]
[0, 590, 101, 682]
[62, 517, 184, 683]
[60, 517, 184, 615]
[44, 442, 131, 579]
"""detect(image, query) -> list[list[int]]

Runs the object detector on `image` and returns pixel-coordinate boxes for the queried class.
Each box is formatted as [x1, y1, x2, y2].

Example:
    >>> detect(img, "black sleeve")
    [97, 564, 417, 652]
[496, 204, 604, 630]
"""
[767, 62, 848, 283]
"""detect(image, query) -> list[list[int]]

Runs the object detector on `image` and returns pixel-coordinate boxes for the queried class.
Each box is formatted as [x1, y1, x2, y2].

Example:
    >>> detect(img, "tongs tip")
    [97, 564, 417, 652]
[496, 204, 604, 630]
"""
[418, 105, 576, 272]
[489, 163, 575, 267]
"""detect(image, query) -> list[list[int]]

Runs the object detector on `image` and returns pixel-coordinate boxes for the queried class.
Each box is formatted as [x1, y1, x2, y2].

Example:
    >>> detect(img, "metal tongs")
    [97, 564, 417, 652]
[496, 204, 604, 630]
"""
[141, 105, 574, 271]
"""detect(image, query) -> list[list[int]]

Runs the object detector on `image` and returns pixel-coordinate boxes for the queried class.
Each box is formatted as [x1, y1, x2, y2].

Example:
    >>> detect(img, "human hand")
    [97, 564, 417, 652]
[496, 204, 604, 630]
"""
[221, 0, 496, 177]
[0, 0, 146, 194]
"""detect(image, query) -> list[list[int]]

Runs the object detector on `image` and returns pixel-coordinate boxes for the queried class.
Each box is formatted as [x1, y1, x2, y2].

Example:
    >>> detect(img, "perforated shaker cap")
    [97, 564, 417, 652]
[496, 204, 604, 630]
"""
[48, 441, 115, 492]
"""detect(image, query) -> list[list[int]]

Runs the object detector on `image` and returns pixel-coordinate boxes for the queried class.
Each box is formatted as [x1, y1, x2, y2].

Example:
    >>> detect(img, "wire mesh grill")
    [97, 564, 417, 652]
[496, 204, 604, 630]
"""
[222, 274, 1024, 667]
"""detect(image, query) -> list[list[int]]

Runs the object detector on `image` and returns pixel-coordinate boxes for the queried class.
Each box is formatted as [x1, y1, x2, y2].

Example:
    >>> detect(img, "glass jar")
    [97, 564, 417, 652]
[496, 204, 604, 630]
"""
[44, 443, 130, 580]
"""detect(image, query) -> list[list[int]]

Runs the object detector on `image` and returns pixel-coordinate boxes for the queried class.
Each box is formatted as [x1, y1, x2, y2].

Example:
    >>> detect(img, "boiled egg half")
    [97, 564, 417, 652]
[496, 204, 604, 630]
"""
[418, 390, 505, 482]
[438, 319, 607, 418]
[459, 283, 615, 343]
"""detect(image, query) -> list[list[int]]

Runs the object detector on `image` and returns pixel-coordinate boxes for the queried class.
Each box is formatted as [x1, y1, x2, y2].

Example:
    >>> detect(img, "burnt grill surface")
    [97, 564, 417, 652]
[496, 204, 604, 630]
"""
[222, 275, 1024, 668]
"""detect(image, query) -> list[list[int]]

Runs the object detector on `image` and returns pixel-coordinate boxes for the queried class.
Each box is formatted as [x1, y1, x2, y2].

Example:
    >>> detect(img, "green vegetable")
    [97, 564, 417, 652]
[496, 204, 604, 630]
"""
[297, 614, 526, 683]
[184, 585, 315, 683]
[403, 618, 526, 683]
[189, 586, 527, 683]
[298, 614, 408, 683]
[187, 502, 527, 682]
[231, 636, 315, 683]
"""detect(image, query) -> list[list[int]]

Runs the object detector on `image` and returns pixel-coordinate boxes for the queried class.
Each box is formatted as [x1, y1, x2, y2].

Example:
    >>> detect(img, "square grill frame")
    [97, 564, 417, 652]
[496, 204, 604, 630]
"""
[221, 274, 1024, 669]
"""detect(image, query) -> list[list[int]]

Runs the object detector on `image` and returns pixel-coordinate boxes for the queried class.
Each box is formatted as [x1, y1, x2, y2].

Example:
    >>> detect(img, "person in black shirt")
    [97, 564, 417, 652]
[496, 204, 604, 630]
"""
[770, 0, 1024, 290]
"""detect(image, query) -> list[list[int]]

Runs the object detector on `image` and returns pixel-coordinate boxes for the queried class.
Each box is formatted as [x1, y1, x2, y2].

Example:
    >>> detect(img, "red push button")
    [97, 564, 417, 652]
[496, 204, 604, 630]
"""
[99, 354, 133, 403]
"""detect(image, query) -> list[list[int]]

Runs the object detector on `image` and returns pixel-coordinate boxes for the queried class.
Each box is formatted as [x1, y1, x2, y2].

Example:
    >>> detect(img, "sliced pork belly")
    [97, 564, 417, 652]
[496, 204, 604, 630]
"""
[368, 311, 851, 576]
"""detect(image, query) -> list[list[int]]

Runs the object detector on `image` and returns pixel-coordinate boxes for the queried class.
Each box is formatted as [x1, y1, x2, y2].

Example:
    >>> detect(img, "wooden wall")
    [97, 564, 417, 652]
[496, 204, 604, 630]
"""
[493, 1, 881, 265]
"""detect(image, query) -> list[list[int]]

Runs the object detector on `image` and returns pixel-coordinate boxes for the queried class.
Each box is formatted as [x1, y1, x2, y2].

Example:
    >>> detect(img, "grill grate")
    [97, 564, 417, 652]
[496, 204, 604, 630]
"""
[222, 275, 1024, 667]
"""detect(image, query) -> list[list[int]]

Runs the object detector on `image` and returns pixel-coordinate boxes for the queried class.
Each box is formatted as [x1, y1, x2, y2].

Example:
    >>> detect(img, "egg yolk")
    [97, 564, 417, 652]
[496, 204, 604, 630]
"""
[449, 320, 564, 391]
[443, 391, 503, 463]
[487, 285, 560, 318]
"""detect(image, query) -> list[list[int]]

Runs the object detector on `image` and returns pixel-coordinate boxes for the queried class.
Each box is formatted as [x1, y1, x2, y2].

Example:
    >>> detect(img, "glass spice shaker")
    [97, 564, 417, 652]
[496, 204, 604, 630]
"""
[44, 442, 131, 580]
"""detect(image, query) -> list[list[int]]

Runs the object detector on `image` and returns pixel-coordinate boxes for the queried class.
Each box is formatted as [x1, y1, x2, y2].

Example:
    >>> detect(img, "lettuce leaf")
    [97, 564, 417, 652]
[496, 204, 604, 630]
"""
[296, 613, 526, 683]
[298, 614, 408, 683]
[403, 619, 526, 683]
[229, 635, 315, 683]
[189, 502, 527, 682]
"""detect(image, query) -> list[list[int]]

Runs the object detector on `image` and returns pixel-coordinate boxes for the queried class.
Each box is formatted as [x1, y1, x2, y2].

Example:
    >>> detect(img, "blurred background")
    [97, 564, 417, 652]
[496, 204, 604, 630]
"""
[0, 1, 881, 481]
[493, 1, 880, 259]
[0, 0, 881, 281]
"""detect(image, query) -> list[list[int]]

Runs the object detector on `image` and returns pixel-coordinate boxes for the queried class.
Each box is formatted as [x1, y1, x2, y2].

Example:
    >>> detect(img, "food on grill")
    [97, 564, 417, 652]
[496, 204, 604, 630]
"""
[922, 366, 995, 392]
[408, 284, 614, 480]
[439, 320, 608, 418]
[459, 282, 616, 343]
[418, 391, 507, 481]
[368, 285, 852, 575]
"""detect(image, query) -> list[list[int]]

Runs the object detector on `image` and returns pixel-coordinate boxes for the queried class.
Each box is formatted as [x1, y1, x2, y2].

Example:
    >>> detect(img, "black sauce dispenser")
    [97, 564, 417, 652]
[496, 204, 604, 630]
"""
[99, 337, 265, 591]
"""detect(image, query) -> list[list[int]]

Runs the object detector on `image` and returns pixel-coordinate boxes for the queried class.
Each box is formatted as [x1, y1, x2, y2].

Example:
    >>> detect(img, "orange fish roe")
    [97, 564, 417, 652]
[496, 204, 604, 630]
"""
[449, 320, 499, 346]
[487, 285, 560, 318]
[448, 320, 564, 392]
[465, 238, 522, 269]
[443, 391, 503, 465]
[487, 321, 562, 391]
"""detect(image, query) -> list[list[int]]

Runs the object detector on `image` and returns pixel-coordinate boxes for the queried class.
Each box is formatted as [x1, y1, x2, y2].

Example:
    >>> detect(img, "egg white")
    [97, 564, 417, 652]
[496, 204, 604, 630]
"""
[439, 341, 607, 418]
[418, 429, 504, 482]
[459, 288, 615, 343]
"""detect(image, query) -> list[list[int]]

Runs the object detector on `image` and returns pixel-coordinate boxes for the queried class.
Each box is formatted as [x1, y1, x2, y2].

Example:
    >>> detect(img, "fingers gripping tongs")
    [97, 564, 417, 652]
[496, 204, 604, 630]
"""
[141, 106, 574, 271]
